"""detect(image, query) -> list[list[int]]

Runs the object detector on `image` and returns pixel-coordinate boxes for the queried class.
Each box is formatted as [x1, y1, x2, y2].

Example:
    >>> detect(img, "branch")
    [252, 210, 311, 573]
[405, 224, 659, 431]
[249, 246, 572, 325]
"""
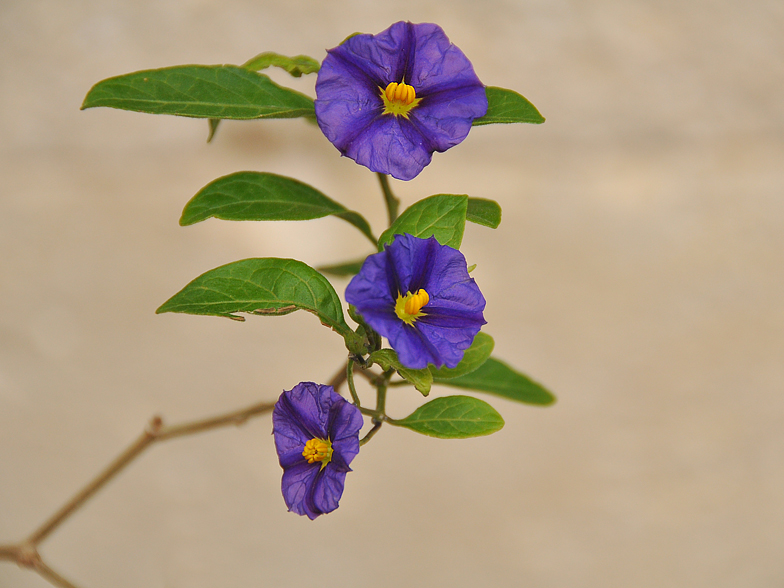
[1, 398, 275, 588]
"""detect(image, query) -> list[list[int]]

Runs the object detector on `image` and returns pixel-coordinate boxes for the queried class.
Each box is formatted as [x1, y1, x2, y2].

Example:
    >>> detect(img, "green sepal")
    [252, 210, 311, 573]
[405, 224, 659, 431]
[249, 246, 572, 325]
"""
[466, 198, 502, 229]
[368, 349, 433, 396]
[156, 258, 354, 340]
[429, 333, 494, 380]
[82, 65, 315, 120]
[378, 194, 468, 250]
[390, 395, 504, 439]
[473, 86, 545, 126]
[179, 172, 375, 244]
[437, 357, 555, 405]
[242, 52, 320, 77]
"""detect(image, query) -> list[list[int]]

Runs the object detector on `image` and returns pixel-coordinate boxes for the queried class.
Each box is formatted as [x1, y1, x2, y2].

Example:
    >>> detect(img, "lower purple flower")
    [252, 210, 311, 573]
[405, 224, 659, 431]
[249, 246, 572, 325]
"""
[272, 382, 364, 519]
[346, 234, 486, 369]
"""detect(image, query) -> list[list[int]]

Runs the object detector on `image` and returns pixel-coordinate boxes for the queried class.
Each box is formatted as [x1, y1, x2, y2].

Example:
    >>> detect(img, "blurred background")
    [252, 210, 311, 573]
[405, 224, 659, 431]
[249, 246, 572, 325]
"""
[1, 0, 783, 586]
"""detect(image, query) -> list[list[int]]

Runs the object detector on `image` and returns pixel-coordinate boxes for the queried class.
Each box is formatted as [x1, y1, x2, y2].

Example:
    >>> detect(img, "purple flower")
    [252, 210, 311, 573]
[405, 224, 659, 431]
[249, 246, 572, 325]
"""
[315, 21, 488, 181]
[346, 234, 486, 369]
[272, 382, 364, 519]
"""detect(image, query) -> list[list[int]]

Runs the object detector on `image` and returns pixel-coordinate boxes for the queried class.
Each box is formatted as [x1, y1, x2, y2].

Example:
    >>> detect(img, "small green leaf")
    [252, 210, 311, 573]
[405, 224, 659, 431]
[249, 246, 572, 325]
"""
[377, 194, 468, 250]
[156, 258, 353, 338]
[82, 65, 315, 120]
[207, 118, 221, 142]
[369, 349, 433, 396]
[242, 52, 320, 77]
[179, 172, 375, 243]
[391, 395, 504, 438]
[473, 87, 545, 126]
[317, 257, 368, 277]
[438, 357, 555, 405]
[466, 198, 502, 229]
[430, 333, 494, 380]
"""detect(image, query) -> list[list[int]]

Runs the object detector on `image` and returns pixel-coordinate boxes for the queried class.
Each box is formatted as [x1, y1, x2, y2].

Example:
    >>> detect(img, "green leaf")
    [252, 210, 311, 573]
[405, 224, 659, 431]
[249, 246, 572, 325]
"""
[207, 118, 221, 142]
[429, 333, 494, 380]
[473, 86, 545, 126]
[438, 357, 555, 405]
[156, 258, 353, 338]
[82, 65, 315, 120]
[377, 194, 468, 250]
[391, 395, 504, 438]
[369, 349, 433, 396]
[317, 257, 368, 277]
[179, 172, 375, 243]
[466, 198, 502, 229]
[242, 52, 320, 77]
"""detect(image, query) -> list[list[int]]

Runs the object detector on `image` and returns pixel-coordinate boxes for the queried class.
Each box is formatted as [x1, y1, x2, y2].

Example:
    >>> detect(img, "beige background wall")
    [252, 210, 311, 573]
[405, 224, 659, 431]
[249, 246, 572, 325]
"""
[2, 1, 783, 586]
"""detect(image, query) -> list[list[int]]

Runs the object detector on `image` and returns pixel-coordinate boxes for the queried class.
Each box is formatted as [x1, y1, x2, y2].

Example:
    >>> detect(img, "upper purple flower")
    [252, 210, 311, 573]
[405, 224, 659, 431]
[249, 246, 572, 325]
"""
[315, 21, 488, 181]
[272, 382, 364, 519]
[346, 234, 486, 369]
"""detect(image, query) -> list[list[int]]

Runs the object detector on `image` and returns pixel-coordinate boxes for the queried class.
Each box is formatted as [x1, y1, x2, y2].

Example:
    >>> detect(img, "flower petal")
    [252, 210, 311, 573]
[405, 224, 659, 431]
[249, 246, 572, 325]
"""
[409, 84, 488, 152]
[385, 318, 444, 369]
[345, 116, 433, 181]
[280, 460, 321, 519]
[272, 382, 334, 444]
[309, 465, 349, 517]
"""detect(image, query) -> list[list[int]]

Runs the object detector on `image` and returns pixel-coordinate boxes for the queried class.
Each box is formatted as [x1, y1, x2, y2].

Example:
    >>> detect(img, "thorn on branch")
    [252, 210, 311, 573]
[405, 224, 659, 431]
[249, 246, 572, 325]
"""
[147, 415, 164, 436]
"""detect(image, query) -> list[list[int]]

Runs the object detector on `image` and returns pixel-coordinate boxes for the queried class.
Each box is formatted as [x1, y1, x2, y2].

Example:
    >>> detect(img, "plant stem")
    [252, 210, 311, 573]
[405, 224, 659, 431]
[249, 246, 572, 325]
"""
[25, 402, 274, 547]
[375, 369, 392, 415]
[34, 560, 82, 588]
[357, 406, 385, 420]
[27, 427, 158, 545]
[328, 362, 348, 390]
[377, 173, 399, 225]
[359, 420, 382, 446]
[346, 359, 361, 407]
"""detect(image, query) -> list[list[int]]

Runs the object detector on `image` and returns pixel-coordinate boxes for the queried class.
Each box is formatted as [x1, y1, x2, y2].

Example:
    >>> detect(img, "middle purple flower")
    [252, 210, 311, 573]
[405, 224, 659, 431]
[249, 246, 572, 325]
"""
[346, 234, 486, 369]
[315, 21, 489, 181]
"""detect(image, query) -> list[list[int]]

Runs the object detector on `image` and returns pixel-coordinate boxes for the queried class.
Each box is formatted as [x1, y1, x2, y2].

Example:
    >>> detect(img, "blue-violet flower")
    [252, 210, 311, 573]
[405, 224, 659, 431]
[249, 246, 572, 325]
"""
[272, 382, 364, 519]
[346, 234, 486, 369]
[315, 21, 488, 181]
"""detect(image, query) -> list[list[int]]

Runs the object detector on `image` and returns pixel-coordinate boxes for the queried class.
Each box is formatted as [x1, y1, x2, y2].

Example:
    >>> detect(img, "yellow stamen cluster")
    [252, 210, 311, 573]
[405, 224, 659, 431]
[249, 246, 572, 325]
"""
[381, 81, 422, 118]
[302, 438, 333, 468]
[395, 289, 430, 325]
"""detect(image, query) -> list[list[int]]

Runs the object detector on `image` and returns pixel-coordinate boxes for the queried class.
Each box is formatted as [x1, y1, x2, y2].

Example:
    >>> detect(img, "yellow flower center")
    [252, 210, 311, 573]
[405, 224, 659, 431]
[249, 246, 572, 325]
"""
[395, 288, 430, 325]
[380, 81, 422, 118]
[302, 438, 333, 469]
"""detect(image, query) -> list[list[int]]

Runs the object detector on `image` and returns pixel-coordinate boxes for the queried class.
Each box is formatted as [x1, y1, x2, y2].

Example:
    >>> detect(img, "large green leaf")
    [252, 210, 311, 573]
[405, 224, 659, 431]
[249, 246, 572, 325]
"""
[473, 86, 545, 126]
[439, 357, 555, 405]
[369, 349, 433, 396]
[179, 172, 374, 243]
[429, 333, 494, 380]
[377, 194, 468, 250]
[156, 258, 352, 338]
[466, 198, 502, 229]
[391, 395, 504, 438]
[82, 65, 315, 120]
[208, 53, 320, 140]
[242, 52, 320, 77]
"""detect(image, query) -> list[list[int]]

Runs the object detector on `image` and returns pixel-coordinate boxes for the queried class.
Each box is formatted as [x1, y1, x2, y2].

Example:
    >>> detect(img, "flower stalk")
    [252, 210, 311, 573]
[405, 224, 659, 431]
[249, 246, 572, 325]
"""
[377, 173, 399, 225]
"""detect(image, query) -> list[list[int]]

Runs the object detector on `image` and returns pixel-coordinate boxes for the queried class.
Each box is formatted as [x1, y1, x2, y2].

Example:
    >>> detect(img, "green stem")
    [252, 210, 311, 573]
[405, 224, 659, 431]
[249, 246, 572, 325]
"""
[377, 173, 399, 225]
[346, 359, 361, 407]
[359, 420, 383, 446]
[376, 370, 391, 415]
[357, 406, 385, 420]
